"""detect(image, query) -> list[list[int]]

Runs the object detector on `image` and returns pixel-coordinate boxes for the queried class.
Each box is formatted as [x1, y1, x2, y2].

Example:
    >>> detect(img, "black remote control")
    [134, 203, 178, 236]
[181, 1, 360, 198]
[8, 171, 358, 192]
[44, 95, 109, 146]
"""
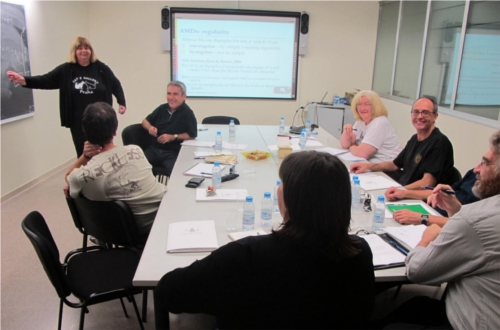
[221, 173, 239, 182]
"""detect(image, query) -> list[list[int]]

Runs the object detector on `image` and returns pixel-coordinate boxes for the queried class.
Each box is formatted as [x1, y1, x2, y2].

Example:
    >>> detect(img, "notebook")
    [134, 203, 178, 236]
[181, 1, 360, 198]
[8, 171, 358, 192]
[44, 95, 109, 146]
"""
[166, 220, 218, 253]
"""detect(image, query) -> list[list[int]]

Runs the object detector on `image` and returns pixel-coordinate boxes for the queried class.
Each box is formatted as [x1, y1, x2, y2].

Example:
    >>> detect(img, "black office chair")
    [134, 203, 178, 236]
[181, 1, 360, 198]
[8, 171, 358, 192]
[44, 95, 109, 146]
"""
[65, 194, 149, 321]
[202, 116, 240, 125]
[121, 123, 169, 184]
[450, 167, 462, 184]
[22, 211, 144, 330]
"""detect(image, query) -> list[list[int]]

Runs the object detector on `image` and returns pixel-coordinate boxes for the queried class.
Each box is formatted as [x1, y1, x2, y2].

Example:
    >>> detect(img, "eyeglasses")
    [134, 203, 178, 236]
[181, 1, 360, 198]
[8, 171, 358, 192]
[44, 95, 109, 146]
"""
[410, 110, 435, 117]
[357, 103, 372, 108]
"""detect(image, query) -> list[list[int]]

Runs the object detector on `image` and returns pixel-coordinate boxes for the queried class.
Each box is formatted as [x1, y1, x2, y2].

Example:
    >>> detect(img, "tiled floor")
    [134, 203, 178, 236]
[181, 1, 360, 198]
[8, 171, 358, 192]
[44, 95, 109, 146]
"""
[1, 166, 444, 329]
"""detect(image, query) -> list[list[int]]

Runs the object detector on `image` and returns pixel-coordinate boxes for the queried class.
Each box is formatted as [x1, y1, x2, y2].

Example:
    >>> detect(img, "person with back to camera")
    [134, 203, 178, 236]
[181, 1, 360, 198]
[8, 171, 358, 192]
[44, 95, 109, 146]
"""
[340, 90, 401, 163]
[6, 36, 126, 157]
[154, 151, 375, 329]
[64, 102, 166, 246]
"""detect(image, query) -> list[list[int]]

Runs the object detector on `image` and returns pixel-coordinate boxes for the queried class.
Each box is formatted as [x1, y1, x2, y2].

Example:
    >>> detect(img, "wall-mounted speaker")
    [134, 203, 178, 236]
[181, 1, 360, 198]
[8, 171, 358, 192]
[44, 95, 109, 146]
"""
[299, 12, 309, 56]
[161, 6, 171, 52]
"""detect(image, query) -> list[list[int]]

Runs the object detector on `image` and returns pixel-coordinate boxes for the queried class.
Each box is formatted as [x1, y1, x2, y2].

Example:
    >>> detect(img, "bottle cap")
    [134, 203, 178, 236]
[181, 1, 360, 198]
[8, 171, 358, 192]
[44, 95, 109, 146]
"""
[246, 196, 253, 202]
[214, 161, 220, 166]
[230, 120, 234, 123]
[377, 196, 385, 202]
[353, 175, 359, 181]
[354, 179, 360, 184]
[280, 117, 284, 120]
[264, 192, 271, 198]
[277, 180, 281, 185]
[217, 131, 221, 135]
[306, 119, 311, 123]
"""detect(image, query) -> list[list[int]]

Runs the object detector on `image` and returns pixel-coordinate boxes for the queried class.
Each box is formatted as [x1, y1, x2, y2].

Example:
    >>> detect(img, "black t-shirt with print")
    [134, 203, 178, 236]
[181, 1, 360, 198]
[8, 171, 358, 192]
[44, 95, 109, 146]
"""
[71, 63, 106, 124]
[393, 127, 454, 186]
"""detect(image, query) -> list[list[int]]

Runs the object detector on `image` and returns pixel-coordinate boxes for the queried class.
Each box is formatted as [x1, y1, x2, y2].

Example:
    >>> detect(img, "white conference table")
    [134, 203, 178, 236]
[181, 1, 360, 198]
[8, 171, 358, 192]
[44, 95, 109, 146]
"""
[133, 125, 408, 287]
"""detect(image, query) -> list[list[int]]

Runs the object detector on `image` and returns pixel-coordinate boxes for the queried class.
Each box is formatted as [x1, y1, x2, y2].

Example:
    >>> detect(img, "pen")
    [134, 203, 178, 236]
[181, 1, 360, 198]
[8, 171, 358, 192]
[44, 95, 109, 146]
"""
[194, 157, 206, 159]
[200, 172, 212, 176]
[198, 128, 208, 131]
[421, 186, 456, 195]
[389, 240, 408, 256]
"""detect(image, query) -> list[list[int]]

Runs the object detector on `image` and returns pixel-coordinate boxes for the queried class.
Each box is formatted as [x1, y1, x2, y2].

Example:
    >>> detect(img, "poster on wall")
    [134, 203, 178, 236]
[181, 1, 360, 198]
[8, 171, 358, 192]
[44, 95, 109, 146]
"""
[1, 1, 35, 124]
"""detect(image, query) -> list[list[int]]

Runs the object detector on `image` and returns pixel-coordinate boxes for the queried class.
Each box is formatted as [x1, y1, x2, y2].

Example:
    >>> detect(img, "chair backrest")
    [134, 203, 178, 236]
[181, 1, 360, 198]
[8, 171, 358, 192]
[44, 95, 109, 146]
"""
[450, 167, 462, 184]
[122, 123, 151, 151]
[202, 116, 240, 125]
[66, 195, 142, 250]
[22, 211, 72, 299]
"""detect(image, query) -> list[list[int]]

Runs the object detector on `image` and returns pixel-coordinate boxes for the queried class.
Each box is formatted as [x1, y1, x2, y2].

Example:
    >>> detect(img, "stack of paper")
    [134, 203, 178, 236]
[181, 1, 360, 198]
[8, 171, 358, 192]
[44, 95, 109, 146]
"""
[166, 220, 219, 253]
[384, 225, 427, 251]
[228, 229, 268, 241]
[196, 189, 248, 201]
[360, 234, 406, 268]
[184, 163, 226, 177]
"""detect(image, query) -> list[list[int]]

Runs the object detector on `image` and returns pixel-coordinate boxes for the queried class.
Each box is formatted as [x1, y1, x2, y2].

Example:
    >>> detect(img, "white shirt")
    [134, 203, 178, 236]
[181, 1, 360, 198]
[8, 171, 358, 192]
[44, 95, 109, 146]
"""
[353, 116, 401, 163]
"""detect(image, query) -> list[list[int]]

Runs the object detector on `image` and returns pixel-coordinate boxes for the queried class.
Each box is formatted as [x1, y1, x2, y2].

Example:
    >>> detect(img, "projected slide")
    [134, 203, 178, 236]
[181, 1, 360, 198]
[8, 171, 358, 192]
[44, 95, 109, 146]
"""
[171, 10, 300, 99]
[445, 29, 500, 106]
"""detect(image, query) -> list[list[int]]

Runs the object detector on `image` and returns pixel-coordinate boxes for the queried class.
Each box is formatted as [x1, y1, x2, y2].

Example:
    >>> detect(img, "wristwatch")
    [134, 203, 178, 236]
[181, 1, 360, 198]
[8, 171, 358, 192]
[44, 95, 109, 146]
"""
[174, 134, 179, 140]
[420, 214, 429, 226]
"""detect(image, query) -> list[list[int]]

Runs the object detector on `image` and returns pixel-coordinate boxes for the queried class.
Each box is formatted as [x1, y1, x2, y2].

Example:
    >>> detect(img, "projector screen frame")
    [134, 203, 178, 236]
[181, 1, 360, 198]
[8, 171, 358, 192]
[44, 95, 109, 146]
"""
[170, 7, 301, 100]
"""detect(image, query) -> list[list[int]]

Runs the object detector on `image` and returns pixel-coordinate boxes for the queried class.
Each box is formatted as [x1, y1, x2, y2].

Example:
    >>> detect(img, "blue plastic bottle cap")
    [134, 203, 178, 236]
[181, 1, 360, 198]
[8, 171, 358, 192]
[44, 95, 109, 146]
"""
[217, 131, 221, 135]
[214, 161, 220, 166]
[246, 196, 253, 202]
[264, 192, 271, 198]
[277, 180, 281, 185]
[377, 196, 385, 202]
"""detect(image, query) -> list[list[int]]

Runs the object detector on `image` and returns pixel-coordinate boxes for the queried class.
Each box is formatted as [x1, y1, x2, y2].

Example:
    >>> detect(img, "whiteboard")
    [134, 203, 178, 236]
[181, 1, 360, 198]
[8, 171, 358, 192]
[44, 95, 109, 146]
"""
[1, 1, 35, 124]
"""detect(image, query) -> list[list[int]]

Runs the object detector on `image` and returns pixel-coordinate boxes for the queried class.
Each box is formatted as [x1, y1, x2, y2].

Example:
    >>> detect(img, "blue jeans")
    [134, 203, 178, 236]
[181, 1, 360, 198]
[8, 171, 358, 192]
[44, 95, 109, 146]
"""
[144, 147, 179, 177]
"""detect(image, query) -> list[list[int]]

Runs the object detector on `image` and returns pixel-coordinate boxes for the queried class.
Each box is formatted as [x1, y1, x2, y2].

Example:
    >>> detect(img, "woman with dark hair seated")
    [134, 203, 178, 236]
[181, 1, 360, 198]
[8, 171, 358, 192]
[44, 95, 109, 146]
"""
[154, 151, 375, 329]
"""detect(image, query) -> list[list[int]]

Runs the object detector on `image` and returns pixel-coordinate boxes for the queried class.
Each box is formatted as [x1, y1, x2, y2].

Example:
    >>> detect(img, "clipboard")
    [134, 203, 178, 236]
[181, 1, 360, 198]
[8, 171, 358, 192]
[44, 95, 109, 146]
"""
[356, 231, 408, 270]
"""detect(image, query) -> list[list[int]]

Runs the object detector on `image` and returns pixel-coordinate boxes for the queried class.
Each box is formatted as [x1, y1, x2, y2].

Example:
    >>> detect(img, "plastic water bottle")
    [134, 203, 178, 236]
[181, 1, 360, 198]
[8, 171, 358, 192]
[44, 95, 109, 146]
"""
[260, 192, 273, 228]
[215, 131, 222, 153]
[279, 117, 285, 134]
[242, 196, 255, 231]
[334, 95, 340, 105]
[351, 179, 361, 211]
[273, 180, 281, 213]
[372, 196, 385, 231]
[305, 119, 311, 137]
[299, 129, 307, 150]
[229, 120, 235, 143]
[212, 161, 221, 189]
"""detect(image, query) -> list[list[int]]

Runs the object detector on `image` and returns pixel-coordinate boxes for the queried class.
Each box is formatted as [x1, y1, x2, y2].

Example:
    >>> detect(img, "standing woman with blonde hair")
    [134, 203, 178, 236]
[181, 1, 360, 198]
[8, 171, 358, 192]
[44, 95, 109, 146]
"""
[340, 90, 401, 163]
[7, 36, 126, 157]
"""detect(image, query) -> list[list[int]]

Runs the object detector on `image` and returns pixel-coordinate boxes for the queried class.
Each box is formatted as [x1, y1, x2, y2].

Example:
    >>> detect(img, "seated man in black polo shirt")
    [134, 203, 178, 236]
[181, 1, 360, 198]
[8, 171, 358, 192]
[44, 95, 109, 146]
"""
[142, 81, 197, 177]
[350, 96, 454, 190]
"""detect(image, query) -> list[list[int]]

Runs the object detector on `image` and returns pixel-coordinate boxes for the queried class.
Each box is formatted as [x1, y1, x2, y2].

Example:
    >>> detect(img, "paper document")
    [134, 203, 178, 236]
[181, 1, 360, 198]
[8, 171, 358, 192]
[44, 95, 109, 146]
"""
[184, 163, 226, 177]
[166, 220, 218, 253]
[181, 140, 214, 148]
[315, 147, 348, 156]
[338, 152, 366, 162]
[228, 229, 269, 241]
[357, 174, 401, 191]
[360, 234, 406, 267]
[194, 151, 233, 158]
[267, 144, 301, 151]
[384, 225, 427, 251]
[385, 201, 440, 219]
[290, 137, 323, 147]
[196, 189, 248, 201]
[221, 141, 248, 150]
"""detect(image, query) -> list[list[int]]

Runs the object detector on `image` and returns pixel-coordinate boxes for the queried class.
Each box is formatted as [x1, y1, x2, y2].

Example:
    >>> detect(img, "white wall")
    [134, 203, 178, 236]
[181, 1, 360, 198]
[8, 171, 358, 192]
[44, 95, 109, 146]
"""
[1, 1, 89, 197]
[1, 1, 379, 197]
[2, 1, 496, 197]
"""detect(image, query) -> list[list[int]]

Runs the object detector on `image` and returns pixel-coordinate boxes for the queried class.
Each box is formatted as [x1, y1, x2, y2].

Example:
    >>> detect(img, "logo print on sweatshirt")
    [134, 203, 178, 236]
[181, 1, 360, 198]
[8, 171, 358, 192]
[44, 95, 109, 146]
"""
[73, 77, 98, 94]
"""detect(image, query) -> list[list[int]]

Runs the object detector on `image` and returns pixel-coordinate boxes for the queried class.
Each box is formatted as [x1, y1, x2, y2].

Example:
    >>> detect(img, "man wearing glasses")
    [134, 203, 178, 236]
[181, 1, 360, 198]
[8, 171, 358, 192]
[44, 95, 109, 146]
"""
[350, 96, 454, 190]
[380, 131, 500, 329]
